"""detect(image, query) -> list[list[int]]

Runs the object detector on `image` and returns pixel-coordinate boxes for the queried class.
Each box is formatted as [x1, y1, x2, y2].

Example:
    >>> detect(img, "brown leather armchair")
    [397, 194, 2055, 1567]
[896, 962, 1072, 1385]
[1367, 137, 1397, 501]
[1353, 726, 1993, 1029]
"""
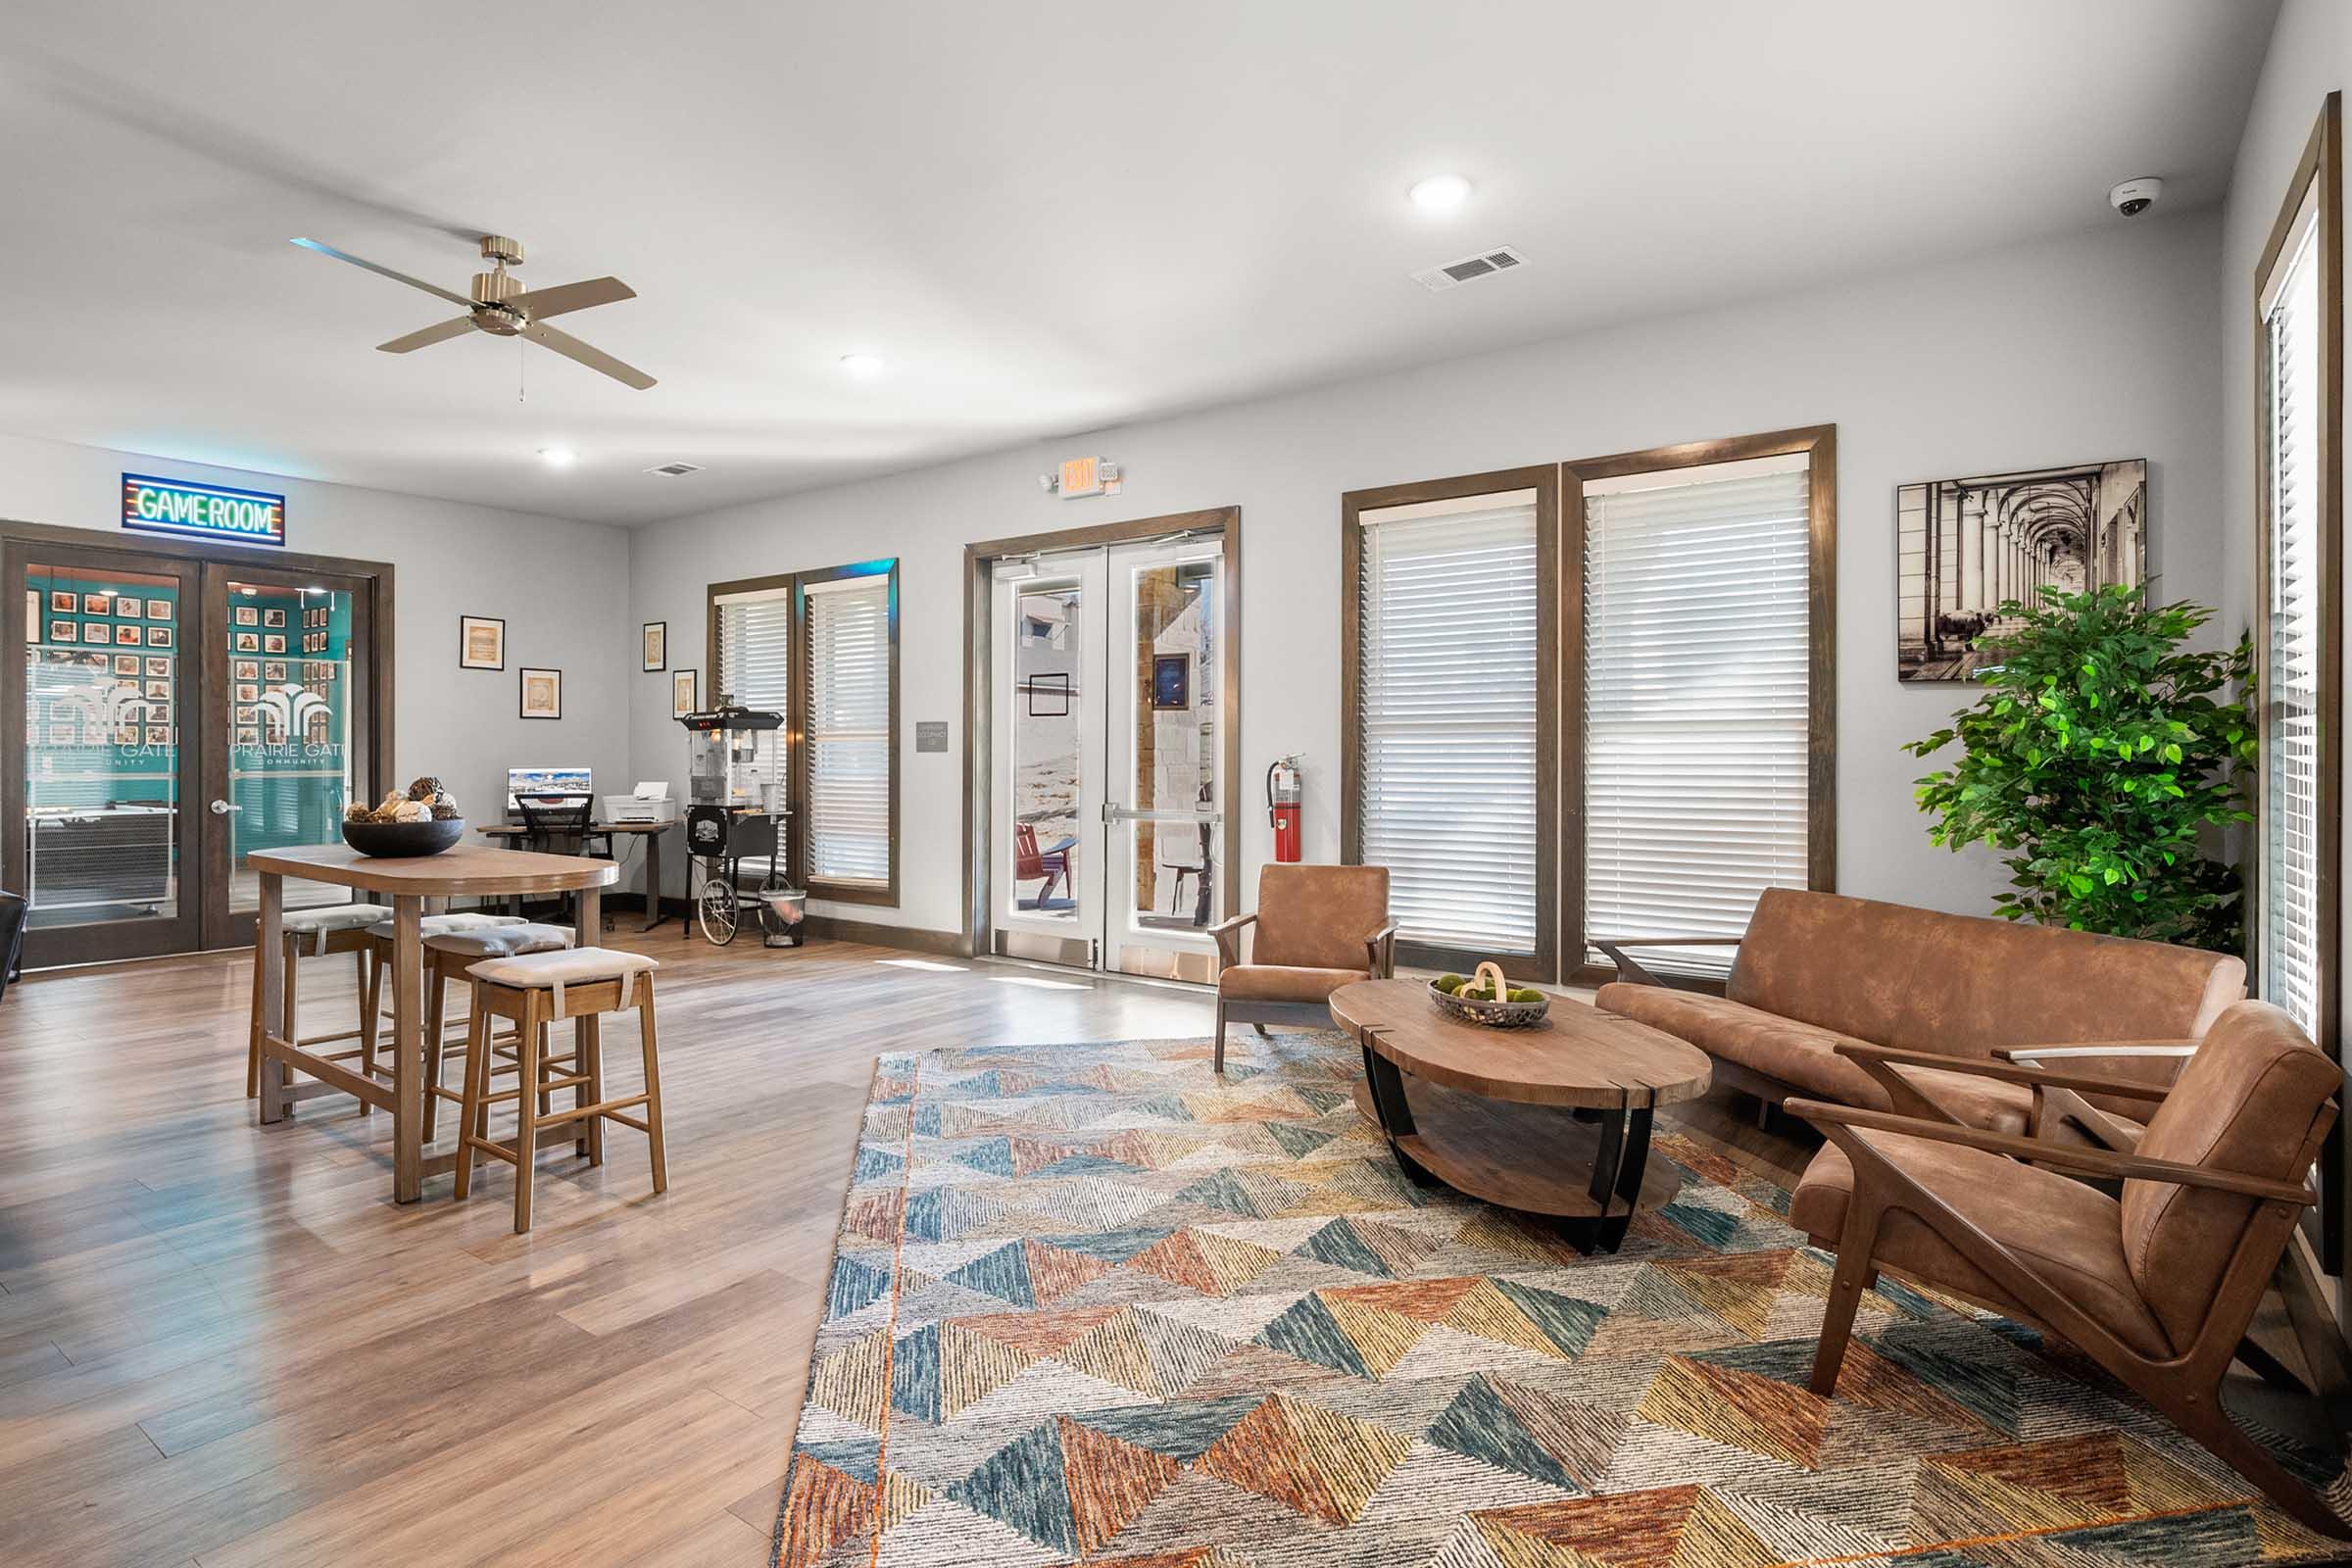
[1208, 864, 1396, 1073]
[1790, 1000, 2346, 1538]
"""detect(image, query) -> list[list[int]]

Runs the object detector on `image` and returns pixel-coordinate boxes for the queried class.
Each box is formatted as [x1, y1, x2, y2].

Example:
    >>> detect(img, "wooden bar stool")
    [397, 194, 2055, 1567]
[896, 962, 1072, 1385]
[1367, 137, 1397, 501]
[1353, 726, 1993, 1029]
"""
[246, 902, 392, 1105]
[452, 948, 665, 1233]
[417, 921, 573, 1140]
[362, 911, 528, 1052]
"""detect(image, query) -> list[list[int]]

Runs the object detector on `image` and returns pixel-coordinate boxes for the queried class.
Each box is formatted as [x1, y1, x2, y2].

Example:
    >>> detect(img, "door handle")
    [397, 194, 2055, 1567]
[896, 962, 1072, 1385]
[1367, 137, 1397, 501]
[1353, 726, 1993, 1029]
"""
[210, 799, 242, 814]
[1101, 803, 1221, 826]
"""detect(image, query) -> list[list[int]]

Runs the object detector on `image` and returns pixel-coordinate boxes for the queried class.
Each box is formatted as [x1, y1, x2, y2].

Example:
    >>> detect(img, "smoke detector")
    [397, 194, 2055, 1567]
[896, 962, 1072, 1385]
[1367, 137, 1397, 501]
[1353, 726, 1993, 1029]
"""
[645, 461, 704, 477]
[1412, 245, 1529, 293]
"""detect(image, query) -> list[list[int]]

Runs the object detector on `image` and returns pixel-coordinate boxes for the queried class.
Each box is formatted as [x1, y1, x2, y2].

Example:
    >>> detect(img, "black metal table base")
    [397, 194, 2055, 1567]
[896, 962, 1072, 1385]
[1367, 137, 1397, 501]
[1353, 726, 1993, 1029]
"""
[1358, 1038, 1654, 1256]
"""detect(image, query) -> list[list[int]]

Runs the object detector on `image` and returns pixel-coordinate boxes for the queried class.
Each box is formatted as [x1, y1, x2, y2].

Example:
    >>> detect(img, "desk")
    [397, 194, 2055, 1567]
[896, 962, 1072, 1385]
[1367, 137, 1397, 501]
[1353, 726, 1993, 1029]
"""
[247, 843, 617, 1203]
[479, 820, 677, 933]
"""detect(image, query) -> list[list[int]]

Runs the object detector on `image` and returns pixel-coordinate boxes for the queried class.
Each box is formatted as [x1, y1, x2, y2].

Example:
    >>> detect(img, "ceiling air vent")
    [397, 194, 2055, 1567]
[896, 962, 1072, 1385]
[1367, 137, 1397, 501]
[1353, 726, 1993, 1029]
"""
[1411, 245, 1529, 293]
[645, 462, 704, 477]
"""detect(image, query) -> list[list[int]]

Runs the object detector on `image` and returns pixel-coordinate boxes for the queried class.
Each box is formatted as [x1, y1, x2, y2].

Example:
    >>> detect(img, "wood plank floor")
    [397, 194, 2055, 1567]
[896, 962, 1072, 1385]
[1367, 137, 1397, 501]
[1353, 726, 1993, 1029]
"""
[0, 929, 2305, 1565]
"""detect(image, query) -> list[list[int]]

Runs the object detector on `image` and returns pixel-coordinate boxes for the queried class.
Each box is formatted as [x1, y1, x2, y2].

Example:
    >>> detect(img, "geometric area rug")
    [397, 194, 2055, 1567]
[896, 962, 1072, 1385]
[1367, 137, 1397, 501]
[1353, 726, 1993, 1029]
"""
[772, 1032, 2349, 1567]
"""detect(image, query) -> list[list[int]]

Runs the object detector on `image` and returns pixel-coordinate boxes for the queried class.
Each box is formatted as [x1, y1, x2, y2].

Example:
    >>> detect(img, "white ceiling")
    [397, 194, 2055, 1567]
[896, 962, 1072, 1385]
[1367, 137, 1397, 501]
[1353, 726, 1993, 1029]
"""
[0, 1, 2278, 527]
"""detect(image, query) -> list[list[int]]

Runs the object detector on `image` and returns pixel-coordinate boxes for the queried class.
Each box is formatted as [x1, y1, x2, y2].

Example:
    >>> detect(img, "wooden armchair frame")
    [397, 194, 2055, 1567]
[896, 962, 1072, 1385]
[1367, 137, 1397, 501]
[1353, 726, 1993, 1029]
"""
[1209, 910, 1398, 1071]
[1791, 1044, 2345, 1539]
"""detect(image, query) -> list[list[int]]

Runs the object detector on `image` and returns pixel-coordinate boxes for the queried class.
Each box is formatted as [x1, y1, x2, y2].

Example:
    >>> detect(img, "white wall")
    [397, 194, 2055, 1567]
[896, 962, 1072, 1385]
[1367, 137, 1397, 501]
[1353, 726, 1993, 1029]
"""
[629, 214, 2225, 938]
[0, 430, 633, 858]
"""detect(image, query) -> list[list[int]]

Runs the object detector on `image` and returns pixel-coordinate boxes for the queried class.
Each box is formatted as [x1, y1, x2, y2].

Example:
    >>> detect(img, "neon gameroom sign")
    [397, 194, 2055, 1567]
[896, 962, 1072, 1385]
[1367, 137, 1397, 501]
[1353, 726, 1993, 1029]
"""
[121, 474, 286, 547]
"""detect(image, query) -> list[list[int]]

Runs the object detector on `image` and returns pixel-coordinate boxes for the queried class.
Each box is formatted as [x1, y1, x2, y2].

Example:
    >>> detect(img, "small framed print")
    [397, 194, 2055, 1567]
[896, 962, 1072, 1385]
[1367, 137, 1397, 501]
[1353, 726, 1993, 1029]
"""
[116, 624, 143, 645]
[519, 665, 562, 720]
[145, 680, 170, 700]
[49, 620, 75, 644]
[117, 597, 144, 619]
[234, 682, 258, 704]
[112, 654, 139, 676]
[264, 661, 288, 682]
[148, 626, 172, 648]
[235, 724, 260, 747]
[145, 725, 171, 747]
[113, 724, 139, 746]
[642, 620, 666, 672]
[48, 590, 75, 612]
[263, 634, 284, 654]
[233, 632, 258, 652]
[233, 660, 259, 680]
[75, 650, 109, 668]
[144, 656, 170, 677]
[263, 609, 286, 627]
[670, 668, 698, 719]
[233, 606, 258, 626]
[81, 593, 111, 614]
[147, 599, 172, 620]
[235, 703, 259, 725]
[460, 614, 506, 670]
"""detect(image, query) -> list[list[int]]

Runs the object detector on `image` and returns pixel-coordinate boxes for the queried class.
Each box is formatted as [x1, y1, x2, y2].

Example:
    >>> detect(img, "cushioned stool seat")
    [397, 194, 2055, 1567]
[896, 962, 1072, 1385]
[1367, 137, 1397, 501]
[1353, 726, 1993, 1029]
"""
[466, 947, 659, 1014]
[423, 922, 573, 959]
[283, 903, 393, 939]
[367, 911, 528, 940]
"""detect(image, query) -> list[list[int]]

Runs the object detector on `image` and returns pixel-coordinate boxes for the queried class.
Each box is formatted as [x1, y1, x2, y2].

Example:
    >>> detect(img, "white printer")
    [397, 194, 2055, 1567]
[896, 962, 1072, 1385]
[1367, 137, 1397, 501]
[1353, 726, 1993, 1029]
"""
[603, 781, 678, 824]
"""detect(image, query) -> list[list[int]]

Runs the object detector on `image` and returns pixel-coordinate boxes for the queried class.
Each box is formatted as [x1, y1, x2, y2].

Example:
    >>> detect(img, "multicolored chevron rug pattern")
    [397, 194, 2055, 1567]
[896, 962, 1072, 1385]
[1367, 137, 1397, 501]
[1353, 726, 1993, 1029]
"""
[771, 1032, 2346, 1567]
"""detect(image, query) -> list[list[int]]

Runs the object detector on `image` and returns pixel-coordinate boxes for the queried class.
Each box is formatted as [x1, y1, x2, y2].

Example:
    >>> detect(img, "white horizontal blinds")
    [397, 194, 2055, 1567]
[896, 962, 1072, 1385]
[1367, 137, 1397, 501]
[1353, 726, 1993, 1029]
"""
[714, 585, 791, 781]
[1357, 491, 1541, 955]
[806, 574, 892, 885]
[2261, 196, 2323, 1036]
[1585, 455, 1811, 977]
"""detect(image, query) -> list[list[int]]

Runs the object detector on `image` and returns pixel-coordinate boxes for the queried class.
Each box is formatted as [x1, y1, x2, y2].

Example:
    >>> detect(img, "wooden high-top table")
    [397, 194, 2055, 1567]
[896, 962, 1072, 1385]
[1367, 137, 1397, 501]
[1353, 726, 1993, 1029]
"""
[1329, 978, 1711, 1252]
[246, 843, 618, 1202]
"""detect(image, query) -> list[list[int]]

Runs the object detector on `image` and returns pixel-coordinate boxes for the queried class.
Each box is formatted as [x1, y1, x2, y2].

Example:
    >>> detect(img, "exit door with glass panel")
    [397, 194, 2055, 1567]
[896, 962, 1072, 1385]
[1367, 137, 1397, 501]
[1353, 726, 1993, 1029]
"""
[3, 538, 380, 967]
[990, 534, 1225, 979]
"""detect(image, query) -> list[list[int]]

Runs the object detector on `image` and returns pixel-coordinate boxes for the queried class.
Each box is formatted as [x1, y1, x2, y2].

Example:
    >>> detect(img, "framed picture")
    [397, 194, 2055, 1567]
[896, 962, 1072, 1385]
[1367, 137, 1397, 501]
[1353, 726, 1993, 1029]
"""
[144, 656, 170, 677]
[642, 620, 666, 671]
[145, 680, 170, 700]
[47, 590, 74, 612]
[81, 593, 111, 614]
[114, 724, 139, 746]
[670, 668, 698, 719]
[234, 682, 258, 704]
[49, 620, 75, 644]
[1896, 458, 2147, 681]
[233, 660, 259, 680]
[149, 626, 172, 648]
[115, 624, 143, 645]
[519, 666, 562, 719]
[232, 631, 258, 652]
[235, 725, 260, 747]
[263, 609, 286, 627]
[234, 606, 258, 626]
[117, 597, 144, 619]
[263, 634, 285, 654]
[265, 661, 288, 682]
[145, 725, 171, 747]
[112, 654, 139, 676]
[147, 599, 172, 620]
[460, 614, 506, 670]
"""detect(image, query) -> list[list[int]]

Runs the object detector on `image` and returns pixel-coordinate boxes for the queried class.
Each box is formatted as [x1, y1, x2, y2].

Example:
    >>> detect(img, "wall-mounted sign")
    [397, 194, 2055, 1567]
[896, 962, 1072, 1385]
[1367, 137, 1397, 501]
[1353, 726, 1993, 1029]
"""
[121, 474, 286, 548]
[1040, 457, 1122, 498]
[914, 719, 949, 753]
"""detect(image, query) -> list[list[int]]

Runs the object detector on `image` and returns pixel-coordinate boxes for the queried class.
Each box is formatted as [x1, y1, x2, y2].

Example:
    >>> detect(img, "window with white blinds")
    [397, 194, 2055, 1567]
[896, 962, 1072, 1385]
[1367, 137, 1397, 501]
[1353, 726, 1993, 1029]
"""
[806, 573, 894, 886]
[713, 585, 791, 784]
[1356, 491, 1541, 955]
[1584, 457, 1812, 977]
[2261, 193, 2325, 1037]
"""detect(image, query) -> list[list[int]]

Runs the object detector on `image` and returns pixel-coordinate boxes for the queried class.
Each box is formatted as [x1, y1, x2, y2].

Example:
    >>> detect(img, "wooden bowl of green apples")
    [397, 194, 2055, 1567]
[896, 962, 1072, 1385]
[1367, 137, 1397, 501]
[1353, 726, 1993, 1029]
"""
[1429, 961, 1551, 1029]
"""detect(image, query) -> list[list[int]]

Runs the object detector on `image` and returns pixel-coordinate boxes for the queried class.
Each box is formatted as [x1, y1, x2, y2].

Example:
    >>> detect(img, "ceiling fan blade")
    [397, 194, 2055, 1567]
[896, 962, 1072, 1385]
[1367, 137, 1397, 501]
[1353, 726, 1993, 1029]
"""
[509, 276, 635, 320]
[375, 317, 476, 354]
[291, 237, 472, 309]
[520, 320, 657, 390]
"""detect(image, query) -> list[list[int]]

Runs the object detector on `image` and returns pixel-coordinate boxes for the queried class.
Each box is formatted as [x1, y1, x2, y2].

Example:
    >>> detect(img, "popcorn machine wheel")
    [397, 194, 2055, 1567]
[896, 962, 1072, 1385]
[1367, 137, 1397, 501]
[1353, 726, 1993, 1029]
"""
[679, 704, 803, 947]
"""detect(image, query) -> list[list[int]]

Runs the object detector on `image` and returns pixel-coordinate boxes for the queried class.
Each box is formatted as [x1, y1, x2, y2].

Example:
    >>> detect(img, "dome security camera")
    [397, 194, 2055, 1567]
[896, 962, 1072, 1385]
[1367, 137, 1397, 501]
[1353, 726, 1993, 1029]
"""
[2110, 177, 2164, 218]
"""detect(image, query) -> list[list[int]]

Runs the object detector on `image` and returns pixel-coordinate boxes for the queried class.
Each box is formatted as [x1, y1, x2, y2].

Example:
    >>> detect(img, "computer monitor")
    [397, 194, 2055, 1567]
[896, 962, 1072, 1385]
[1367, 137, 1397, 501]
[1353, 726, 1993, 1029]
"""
[507, 766, 592, 815]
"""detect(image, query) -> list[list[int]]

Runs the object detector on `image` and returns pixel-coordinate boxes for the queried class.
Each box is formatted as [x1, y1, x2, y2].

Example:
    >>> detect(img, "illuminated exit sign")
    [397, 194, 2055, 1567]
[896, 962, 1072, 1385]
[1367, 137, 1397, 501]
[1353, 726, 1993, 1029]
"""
[121, 474, 286, 547]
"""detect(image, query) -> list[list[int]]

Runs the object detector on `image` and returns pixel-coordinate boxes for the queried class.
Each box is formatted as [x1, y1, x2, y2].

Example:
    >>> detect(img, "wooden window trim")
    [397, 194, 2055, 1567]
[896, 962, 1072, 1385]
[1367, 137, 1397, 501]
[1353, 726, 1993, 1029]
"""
[2252, 95, 2343, 1281]
[1559, 424, 1838, 987]
[706, 559, 901, 906]
[1339, 466, 1560, 980]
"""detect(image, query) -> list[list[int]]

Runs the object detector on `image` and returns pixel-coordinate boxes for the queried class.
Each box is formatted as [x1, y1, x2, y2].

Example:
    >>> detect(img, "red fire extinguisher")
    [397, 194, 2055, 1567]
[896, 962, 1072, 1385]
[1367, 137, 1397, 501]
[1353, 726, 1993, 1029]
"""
[1267, 755, 1303, 863]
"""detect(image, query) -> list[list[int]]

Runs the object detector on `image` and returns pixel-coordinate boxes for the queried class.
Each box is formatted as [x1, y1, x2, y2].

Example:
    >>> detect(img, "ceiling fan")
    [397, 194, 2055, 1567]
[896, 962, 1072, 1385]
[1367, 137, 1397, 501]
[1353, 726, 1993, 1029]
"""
[291, 233, 656, 389]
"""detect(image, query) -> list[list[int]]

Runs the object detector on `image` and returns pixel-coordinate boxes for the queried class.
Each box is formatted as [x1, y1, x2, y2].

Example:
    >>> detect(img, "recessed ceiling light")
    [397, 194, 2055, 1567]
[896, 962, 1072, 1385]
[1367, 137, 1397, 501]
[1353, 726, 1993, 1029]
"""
[839, 353, 886, 378]
[537, 447, 577, 467]
[1409, 173, 1473, 213]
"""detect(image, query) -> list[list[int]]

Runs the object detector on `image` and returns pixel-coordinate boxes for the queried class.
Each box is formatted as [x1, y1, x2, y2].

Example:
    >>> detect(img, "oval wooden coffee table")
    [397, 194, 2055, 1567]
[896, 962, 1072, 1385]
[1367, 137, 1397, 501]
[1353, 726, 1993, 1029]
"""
[1328, 978, 1712, 1252]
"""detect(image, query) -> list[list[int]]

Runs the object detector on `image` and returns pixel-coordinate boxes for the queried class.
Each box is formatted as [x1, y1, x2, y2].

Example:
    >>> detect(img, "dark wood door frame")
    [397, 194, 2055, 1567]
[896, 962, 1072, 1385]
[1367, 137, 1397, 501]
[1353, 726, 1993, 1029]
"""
[961, 507, 1243, 963]
[0, 517, 394, 965]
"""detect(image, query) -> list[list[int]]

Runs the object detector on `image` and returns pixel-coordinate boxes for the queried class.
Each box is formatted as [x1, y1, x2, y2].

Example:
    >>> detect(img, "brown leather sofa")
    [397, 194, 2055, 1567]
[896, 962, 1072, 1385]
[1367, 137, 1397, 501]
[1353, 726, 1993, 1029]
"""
[1595, 888, 2245, 1134]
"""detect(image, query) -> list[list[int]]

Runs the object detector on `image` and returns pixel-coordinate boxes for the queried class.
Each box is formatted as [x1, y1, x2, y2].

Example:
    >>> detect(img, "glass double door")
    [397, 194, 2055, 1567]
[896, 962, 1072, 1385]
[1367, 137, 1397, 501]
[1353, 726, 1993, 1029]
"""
[990, 535, 1225, 980]
[4, 539, 377, 967]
